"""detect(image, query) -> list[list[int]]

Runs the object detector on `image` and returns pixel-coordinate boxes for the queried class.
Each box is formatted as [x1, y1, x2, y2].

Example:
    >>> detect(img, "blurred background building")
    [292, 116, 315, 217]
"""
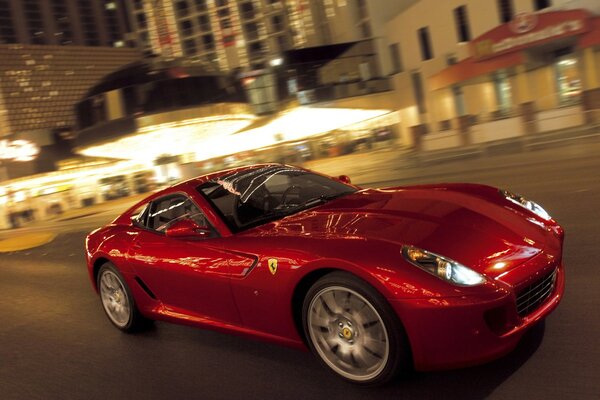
[384, 0, 600, 150]
[2, 0, 600, 229]
[0, 0, 131, 47]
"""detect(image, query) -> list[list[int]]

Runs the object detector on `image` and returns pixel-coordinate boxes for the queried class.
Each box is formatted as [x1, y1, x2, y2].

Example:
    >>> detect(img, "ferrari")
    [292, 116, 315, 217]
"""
[86, 164, 565, 385]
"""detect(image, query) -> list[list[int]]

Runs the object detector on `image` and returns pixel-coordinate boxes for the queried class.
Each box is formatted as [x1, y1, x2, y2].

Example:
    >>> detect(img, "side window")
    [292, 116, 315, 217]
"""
[146, 195, 209, 233]
[130, 203, 150, 227]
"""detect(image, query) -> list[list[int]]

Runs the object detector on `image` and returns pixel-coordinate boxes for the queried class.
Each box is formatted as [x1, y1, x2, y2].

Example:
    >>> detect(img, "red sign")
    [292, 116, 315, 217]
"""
[510, 12, 538, 34]
[471, 9, 591, 61]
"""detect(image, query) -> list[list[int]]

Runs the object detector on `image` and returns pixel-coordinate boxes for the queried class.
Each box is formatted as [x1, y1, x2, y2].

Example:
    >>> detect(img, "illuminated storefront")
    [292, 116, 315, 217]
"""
[74, 55, 398, 172]
[431, 9, 600, 117]
[0, 159, 149, 229]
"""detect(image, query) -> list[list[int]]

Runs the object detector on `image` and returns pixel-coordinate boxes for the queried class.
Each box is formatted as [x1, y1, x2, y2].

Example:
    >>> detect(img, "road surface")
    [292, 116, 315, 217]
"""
[1, 142, 599, 399]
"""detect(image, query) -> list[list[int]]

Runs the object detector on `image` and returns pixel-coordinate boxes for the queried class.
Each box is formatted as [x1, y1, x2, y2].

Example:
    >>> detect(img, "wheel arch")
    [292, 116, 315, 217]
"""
[92, 256, 112, 292]
[290, 266, 415, 370]
[291, 267, 338, 345]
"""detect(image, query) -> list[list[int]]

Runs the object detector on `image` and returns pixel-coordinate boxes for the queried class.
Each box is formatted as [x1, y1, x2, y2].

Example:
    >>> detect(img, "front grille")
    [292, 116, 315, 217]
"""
[516, 269, 557, 317]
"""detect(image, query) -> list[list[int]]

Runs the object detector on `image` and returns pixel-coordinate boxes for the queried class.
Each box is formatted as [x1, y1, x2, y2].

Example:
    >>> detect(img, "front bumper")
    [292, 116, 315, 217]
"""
[391, 261, 565, 371]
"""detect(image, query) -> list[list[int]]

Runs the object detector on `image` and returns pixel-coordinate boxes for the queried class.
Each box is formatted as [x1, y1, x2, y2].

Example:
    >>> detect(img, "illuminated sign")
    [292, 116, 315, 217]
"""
[0, 140, 40, 162]
[471, 10, 591, 61]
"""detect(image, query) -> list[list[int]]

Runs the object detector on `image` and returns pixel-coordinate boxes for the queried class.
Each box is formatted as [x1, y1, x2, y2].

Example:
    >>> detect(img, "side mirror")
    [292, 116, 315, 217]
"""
[337, 175, 352, 184]
[165, 219, 211, 239]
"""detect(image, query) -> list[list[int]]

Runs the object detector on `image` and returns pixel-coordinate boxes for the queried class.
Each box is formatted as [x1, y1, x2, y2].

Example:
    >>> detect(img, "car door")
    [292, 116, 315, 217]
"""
[127, 193, 243, 325]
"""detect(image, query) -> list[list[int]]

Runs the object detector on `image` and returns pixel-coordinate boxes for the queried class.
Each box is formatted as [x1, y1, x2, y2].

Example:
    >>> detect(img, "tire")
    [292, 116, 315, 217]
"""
[302, 271, 410, 385]
[97, 262, 151, 333]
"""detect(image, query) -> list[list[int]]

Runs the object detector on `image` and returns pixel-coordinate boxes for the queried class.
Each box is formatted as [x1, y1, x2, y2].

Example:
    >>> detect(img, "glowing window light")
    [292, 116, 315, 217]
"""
[0, 140, 40, 161]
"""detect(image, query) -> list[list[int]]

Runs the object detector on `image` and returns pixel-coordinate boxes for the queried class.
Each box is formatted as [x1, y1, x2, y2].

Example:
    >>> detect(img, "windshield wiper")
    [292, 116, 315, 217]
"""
[301, 191, 354, 208]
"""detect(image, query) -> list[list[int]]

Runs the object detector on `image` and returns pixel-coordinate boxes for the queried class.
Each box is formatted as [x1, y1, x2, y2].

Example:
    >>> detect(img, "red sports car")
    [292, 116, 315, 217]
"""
[86, 164, 565, 385]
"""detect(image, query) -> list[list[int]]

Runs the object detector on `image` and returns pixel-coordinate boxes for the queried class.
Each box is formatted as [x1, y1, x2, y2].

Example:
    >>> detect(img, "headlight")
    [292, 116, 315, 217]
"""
[500, 189, 551, 220]
[402, 245, 486, 286]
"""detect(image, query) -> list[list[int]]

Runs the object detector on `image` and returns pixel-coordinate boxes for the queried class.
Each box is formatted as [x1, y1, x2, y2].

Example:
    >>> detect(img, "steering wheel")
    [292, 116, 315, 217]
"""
[232, 188, 271, 227]
[280, 185, 302, 206]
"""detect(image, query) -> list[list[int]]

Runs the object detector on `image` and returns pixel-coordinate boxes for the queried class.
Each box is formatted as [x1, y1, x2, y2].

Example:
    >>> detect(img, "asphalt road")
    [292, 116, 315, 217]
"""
[1, 143, 599, 400]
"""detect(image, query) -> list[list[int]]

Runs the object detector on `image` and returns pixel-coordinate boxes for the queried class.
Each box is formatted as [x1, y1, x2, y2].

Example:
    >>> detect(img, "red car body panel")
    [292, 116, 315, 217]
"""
[86, 165, 565, 370]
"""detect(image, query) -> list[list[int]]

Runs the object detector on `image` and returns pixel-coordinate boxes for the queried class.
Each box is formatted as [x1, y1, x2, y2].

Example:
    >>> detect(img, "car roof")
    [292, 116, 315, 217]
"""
[177, 162, 290, 188]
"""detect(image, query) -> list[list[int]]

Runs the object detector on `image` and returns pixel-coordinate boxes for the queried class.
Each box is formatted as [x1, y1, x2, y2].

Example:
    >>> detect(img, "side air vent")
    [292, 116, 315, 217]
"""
[135, 277, 157, 300]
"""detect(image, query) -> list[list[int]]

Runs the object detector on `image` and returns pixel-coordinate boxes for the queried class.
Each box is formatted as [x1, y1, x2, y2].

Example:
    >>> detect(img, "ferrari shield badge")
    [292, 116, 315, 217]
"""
[267, 258, 278, 275]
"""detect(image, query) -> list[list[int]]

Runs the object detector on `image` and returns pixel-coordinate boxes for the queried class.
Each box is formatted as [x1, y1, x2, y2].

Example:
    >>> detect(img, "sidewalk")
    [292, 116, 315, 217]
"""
[304, 126, 600, 186]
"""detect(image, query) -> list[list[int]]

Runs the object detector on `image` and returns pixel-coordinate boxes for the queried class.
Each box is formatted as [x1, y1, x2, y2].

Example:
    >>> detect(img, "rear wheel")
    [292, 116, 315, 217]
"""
[302, 272, 409, 385]
[97, 262, 151, 332]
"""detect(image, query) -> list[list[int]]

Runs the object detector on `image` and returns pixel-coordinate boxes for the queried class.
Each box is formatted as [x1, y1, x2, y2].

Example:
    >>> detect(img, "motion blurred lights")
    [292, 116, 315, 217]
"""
[79, 108, 391, 163]
[194, 107, 392, 160]
[0, 139, 40, 162]
[79, 115, 255, 161]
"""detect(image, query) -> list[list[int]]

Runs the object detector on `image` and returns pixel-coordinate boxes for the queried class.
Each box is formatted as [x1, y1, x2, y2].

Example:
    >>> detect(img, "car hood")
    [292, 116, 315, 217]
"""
[252, 184, 552, 278]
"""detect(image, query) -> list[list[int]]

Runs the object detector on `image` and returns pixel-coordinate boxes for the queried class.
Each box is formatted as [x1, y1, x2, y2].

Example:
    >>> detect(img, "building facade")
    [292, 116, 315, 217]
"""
[126, 0, 417, 70]
[0, 0, 132, 47]
[383, 0, 600, 149]
[128, 0, 322, 69]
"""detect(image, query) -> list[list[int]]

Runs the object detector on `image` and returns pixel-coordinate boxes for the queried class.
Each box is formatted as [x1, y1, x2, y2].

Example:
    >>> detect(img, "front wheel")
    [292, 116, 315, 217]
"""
[302, 272, 410, 385]
[97, 262, 151, 333]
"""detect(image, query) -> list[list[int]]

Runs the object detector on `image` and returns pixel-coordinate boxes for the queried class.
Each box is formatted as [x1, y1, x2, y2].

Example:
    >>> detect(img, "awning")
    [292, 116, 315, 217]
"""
[429, 52, 524, 91]
[429, 11, 600, 91]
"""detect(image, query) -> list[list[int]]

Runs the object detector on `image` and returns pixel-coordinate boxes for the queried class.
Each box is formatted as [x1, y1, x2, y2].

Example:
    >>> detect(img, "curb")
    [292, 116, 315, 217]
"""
[0, 232, 57, 252]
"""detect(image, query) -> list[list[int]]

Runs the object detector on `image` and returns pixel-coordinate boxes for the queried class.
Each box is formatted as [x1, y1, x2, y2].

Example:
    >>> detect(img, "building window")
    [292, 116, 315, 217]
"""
[183, 38, 196, 55]
[497, 0, 514, 23]
[275, 35, 288, 52]
[24, 0, 46, 44]
[272, 15, 283, 31]
[102, 0, 122, 45]
[195, 0, 207, 12]
[417, 27, 433, 61]
[51, 0, 74, 45]
[240, 2, 255, 19]
[454, 5, 471, 43]
[136, 13, 147, 29]
[220, 18, 232, 29]
[202, 34, 215, 50]
[78, 0, 100, 46]
[180, 20, 193, 36]
[356, 0, 367, 19]
[175, 0, 189, 18]
[492, 71, 512, 113]
[198, 14, 210, 31]
[555, 53, 582, 104]
[534, 0, 551, 10]
[244, 22, 259, 41]
[359, 21, 371, 38]
[411, 71, 426, 113]
[0, 0, 17, 43]
[248, 41, 264, 59]
[389, 43, 403, 74]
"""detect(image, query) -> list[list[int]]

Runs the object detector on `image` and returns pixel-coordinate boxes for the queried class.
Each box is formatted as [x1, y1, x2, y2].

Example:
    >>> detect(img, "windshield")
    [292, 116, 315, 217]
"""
[197, 165, 357, 233]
